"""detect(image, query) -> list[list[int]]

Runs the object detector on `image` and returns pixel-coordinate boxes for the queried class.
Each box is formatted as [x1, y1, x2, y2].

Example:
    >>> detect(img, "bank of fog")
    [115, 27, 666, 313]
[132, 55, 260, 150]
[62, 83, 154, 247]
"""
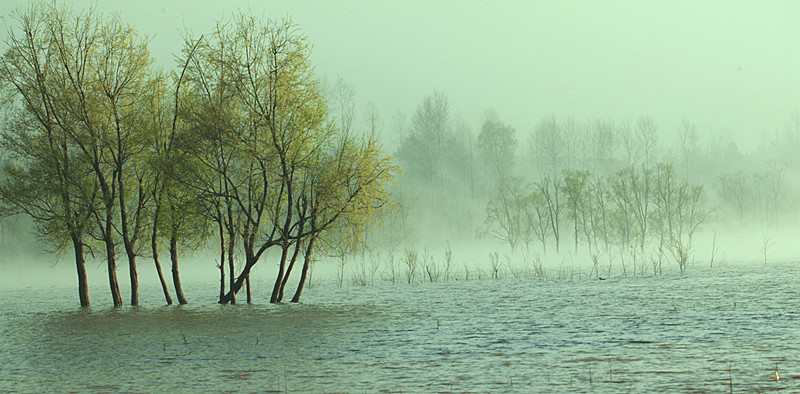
[338, 98, 800, 285]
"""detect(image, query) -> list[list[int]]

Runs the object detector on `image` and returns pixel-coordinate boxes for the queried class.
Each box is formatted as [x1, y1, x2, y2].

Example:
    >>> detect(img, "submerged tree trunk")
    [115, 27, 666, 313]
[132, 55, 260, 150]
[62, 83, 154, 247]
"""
[219, 235, 280, 304]
[170, 235, 188, 304]
[100, 170, 122, 306]
[119, 176, 138, 306]
[151, 245, 173, 305]
[291, 236, 316, 303]
[151, 220, 173, 305]
[246, 274, 251, 304]
[270, 243, 291, 303]
[228, 231, 236, 304]
[149, 170, 172, 304]
[271, 172, 294, 304]
[219, 257, 226, 301]
[105, 233, 123, 307]
[218, 251, 260, 304]
[124, 240, 138, 306]
[277, 239, 303, 302]
[218, 218, 225, 302]
[72, 235, 90, 307]
[573, 208, 579, 253]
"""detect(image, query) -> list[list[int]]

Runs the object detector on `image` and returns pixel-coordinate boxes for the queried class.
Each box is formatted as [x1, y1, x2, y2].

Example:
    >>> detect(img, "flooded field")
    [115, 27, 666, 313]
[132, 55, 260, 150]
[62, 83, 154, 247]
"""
[1, 261, 798, 392]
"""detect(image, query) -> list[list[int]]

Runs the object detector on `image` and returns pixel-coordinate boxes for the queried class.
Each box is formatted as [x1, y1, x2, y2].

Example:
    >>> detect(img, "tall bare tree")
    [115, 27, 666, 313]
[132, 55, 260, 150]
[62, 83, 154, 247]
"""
[678, 119, 698, 182]
[636, 116, 659, 167]
[478, 116, 517, 182]
[530, 116, 563, 177]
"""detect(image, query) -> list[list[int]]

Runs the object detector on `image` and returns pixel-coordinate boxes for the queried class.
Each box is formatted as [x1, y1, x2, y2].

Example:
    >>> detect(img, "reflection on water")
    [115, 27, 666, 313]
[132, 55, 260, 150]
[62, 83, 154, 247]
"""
[1, 262, 798, 392]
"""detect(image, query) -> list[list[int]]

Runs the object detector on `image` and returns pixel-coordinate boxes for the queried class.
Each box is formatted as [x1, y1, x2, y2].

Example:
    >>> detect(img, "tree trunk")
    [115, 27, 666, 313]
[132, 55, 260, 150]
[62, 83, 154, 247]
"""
[270, 243, 291, 303]
[224, 199, 236, 304]
[170, 235, 188, 304]
[105, 233, 123, 307]
[277, 239, 302, 302]
[218, 219, 226, 302]
[151, 225, 173, 305]
[151, 189, 172, 304]
[219, 258, 226, 302]
[219, 253, 258, 304]
[228, 231, 236, 304]
[72, 235, 90, 307]
[117, 159, 138, 306]
[573, 210, 579, 253]
[219, 234, 281, 304]
[554, 229, 560, 254]
[125, 240, 138, 306]
[291, 236, 316, 303]
[271, 168, 294, 304]
[246, 274, 251, 304]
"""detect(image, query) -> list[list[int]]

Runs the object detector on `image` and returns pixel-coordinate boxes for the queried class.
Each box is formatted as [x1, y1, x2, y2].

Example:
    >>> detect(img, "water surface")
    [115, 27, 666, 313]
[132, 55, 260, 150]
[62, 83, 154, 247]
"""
[1, 262, 798, 392]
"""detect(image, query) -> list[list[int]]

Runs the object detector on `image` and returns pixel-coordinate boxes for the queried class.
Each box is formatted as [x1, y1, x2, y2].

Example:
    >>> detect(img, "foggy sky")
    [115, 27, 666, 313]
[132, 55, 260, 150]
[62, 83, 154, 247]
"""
[1, 1, 799, 152]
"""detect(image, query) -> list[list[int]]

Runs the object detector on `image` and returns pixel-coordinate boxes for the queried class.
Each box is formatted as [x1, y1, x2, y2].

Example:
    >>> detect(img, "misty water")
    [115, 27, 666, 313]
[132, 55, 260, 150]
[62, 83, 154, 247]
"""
[1, 261, 797, 392]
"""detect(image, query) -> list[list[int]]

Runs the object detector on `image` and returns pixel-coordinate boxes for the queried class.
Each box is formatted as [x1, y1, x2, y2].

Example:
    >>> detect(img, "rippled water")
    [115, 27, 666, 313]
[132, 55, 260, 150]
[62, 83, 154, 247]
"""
[1, 262, 798, 392]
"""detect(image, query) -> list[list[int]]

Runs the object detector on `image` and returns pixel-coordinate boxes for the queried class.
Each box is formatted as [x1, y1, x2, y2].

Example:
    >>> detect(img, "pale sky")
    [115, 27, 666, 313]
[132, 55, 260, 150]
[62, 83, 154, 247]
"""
[2, 1, 799, 151]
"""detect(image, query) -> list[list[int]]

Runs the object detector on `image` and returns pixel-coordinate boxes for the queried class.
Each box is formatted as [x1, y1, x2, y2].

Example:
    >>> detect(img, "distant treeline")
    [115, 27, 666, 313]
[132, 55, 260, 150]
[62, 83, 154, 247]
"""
[370, 91, 799, 271]
[483, 165, 708, 275]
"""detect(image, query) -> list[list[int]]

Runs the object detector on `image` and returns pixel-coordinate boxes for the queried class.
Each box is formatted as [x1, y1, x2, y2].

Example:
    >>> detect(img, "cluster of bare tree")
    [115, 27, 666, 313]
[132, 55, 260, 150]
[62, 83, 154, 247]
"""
[483, 115, 713, 273]
[392, 95, 519, 242]
[0, 5, 395, 306]
[528, 115, 664, 177]
[482, 164, 710, 273]
[716, 162, 789, 225]
[389, 90, 799, 264]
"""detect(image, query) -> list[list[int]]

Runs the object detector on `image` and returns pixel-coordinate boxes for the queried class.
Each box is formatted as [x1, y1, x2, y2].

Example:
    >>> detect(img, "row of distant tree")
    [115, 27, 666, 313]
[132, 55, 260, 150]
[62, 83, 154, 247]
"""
[384, 91, 799, 259]
[0, 5, 395, 306]
[482, 165, 709, 274]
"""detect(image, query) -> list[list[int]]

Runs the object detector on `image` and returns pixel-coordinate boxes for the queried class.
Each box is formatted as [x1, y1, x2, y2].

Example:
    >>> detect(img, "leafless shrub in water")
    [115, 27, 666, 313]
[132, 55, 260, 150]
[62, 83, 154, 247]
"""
[403, 249, 418, 284]
[443, 242, 454, 281]
[709, 230, 720, 268]
[668, 237, 690, 273]
[489, 251, 501, 279]
[761, 235, 774, 264]
[381, 253, 398, 284]
[590, 253, 601, 278]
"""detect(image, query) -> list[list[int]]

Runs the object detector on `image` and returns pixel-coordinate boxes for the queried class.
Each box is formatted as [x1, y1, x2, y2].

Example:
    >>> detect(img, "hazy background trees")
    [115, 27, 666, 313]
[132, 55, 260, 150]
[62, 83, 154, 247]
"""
[382, 96, 797, 276]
